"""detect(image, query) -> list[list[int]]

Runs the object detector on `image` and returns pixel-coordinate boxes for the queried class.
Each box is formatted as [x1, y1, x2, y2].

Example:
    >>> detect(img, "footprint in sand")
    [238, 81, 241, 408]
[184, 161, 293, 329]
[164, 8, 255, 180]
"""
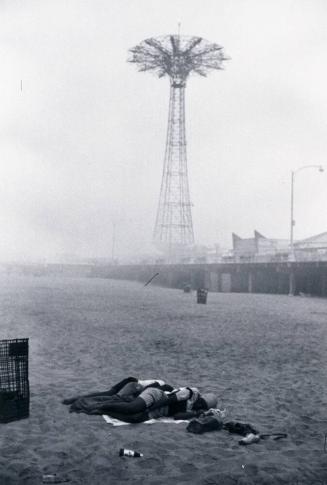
[237, 478, 257, 485]
[192, 453, 217, 465]
[294, 440, 304, 446]
[18, 466, 40, 482]
[243, 464, 259, 476]
[203, 474, 237, 485]
[283, 449, 296, 457]
[135, 457, 161, 468]
[261, 465, 278, 475]
[179, 462, 198, 474]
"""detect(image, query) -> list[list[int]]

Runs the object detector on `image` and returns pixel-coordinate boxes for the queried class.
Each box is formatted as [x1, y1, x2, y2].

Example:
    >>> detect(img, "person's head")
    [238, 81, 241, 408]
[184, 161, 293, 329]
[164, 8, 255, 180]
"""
[192, 392, 218, 411]
[160, 384, 174, 392]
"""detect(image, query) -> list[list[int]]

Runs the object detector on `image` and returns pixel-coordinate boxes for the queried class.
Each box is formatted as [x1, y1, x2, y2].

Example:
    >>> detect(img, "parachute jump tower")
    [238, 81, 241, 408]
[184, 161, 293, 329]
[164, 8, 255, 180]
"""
[129, 33, 228, 258]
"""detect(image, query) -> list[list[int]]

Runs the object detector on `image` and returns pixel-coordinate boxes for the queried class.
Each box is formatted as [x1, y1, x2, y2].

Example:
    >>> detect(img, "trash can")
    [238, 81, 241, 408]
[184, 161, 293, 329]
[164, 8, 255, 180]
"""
[183, 284, 192, 293]
[197, 288, 208, 304]
[0, 339, 29, 423]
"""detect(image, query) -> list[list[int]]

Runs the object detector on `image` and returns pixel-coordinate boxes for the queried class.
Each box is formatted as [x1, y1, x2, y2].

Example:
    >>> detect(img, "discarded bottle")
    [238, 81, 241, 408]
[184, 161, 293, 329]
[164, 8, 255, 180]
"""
[239, 433, 261, 445]
[119, 448, 143, 457]
[42, 474, 70, 484]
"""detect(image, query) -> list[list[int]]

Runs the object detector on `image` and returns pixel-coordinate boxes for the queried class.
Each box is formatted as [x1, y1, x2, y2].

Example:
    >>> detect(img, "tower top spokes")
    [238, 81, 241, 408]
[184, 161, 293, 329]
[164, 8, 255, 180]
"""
[128, 34, 229, 84]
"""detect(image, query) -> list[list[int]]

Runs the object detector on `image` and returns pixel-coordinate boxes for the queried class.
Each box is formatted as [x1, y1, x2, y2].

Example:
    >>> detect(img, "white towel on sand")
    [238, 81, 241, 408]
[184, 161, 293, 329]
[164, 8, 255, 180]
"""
[103, 415, 188, 426]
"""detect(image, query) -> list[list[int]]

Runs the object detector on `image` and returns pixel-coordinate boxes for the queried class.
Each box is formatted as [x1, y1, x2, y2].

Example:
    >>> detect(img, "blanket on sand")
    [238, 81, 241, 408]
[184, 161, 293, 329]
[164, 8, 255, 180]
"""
[103, 415, 188, 426]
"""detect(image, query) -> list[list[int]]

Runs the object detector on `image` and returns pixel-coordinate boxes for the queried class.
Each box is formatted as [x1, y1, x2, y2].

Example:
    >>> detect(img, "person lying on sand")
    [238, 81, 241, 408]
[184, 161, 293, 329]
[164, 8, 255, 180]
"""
[62, 376, 174, 411]
[65, 383, 218, 423]
[141, 387, 218, 422]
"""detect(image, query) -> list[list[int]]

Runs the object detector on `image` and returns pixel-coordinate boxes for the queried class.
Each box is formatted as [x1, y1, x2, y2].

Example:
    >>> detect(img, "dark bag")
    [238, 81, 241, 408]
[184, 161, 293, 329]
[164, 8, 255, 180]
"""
[223, 421, 258, 436]
[187, 416, 223, 434]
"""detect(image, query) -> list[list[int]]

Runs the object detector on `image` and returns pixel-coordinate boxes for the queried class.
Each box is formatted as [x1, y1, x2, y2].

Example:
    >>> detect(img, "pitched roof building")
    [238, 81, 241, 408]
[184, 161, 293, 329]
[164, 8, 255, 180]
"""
[294, 231, 327, 250]
[232, 230, 289, 260]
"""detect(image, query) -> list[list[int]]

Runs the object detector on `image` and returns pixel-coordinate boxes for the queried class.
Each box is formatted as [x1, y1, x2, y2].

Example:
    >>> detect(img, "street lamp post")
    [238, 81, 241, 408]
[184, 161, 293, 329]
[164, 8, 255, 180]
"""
[290, 164, 324, 259]
[111, 221, 117, 262]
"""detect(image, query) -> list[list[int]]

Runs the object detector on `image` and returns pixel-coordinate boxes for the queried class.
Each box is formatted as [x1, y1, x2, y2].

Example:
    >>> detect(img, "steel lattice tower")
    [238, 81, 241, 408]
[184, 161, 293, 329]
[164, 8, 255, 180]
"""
[129, 34, 228, 255]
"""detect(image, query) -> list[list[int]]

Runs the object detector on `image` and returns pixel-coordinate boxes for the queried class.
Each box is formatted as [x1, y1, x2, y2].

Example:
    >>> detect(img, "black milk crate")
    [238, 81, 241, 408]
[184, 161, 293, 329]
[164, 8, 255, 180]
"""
[0, 338, 29, 423]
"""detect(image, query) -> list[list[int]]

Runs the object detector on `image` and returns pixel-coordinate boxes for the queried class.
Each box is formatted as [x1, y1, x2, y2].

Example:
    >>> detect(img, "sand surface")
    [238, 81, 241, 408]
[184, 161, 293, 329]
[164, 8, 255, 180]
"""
[1, 274, 327, 484]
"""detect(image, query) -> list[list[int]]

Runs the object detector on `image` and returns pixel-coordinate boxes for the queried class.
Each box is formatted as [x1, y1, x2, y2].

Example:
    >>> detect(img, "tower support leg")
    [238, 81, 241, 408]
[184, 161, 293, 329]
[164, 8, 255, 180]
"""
[153, 81, 194, 253]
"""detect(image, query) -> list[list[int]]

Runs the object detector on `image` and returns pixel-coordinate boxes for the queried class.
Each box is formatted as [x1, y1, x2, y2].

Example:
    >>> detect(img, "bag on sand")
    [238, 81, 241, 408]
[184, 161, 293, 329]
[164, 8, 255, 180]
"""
[187, 416, 223, 434]
[223, 421, 259, 436]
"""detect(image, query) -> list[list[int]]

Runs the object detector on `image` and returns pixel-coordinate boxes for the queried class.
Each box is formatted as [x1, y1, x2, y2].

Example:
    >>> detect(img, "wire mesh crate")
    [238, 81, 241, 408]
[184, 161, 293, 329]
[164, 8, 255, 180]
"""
[0, 338, 29, 423]
[197, 288, 208, 304]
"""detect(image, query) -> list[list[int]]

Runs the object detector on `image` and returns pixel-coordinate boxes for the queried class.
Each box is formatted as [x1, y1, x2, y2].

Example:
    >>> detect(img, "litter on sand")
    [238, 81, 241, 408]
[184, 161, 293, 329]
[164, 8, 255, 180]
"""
[119, 448, 143, 457]
[42, 474, 70, 484]
[187, 416, 288, 445]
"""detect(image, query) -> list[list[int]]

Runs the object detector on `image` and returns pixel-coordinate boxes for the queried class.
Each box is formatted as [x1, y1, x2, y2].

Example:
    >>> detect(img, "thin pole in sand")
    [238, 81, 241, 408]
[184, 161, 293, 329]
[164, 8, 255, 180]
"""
[144, 273, 159, 287]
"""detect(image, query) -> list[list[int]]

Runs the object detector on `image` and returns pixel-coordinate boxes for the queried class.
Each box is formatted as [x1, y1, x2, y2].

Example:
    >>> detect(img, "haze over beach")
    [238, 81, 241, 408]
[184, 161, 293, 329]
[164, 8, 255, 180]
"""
[1, 0, 327, 262]
[2, 3, 327, 484]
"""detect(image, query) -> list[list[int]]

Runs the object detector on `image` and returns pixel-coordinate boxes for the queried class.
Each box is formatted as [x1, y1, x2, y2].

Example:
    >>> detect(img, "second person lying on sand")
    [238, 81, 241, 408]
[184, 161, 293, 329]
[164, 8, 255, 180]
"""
[62, 376, 173, 411]
[63, 378, 218, 423]
[63, 377, 217, 423]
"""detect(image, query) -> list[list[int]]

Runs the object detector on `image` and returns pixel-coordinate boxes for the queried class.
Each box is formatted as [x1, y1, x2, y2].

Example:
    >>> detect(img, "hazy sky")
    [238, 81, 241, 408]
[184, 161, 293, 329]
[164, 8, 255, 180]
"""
[1, 0, 327, 261]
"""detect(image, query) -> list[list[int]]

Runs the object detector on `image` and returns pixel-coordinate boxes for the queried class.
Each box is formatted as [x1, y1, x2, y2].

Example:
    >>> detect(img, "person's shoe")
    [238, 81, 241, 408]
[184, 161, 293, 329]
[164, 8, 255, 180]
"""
[239, 433, 260, 445]
[62, 397, 77, 405]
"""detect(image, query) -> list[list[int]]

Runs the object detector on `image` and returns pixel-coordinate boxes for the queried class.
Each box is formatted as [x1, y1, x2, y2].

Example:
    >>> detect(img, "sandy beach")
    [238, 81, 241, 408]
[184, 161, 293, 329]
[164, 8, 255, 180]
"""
[1, 274, 327, 484]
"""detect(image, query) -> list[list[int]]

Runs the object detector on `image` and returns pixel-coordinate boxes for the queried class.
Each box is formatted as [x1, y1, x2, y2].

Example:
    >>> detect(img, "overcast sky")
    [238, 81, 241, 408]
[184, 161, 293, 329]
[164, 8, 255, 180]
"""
[1, 0, 327, 261]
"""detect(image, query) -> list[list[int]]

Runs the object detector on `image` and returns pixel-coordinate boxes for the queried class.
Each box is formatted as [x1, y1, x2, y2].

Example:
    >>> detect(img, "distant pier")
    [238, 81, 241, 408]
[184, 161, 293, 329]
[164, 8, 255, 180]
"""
[90, 261, 327, 297]
[3, 261, 327, 297]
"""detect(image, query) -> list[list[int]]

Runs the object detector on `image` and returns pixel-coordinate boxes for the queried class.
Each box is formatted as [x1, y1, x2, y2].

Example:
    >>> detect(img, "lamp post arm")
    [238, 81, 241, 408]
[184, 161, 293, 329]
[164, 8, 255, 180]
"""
[294, 164, 323, 175]
[289, 164, 324, 259]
